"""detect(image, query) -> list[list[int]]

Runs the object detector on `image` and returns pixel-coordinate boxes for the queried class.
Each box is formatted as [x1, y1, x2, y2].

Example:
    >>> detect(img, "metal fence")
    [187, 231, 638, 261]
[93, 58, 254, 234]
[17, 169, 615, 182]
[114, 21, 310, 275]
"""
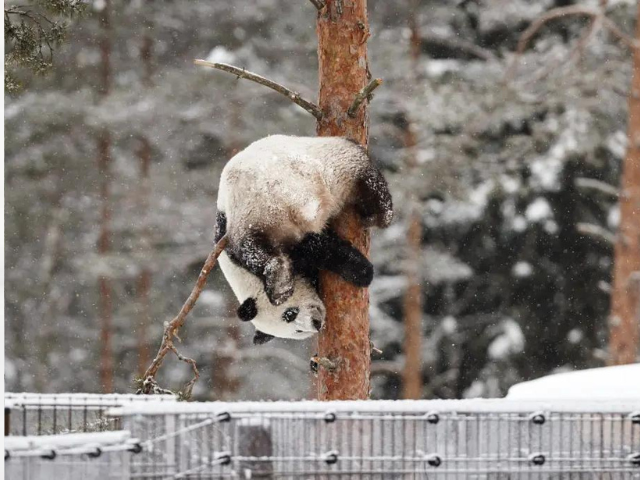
[5, 395, 640, 479]
[5, 430, 136, 480]
[4, 393, 176, 436]
[113, 399, 640, 479]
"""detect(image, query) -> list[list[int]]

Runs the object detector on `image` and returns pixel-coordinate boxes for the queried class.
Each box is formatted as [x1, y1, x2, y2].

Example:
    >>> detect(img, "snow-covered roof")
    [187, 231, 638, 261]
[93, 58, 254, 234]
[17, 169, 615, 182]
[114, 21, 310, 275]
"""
[507, 364, 640, 400]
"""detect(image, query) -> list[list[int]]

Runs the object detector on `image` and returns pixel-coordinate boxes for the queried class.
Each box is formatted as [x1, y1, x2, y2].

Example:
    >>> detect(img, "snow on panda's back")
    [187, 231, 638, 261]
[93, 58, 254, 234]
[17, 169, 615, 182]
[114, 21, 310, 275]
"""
[217, 135, 369, 245]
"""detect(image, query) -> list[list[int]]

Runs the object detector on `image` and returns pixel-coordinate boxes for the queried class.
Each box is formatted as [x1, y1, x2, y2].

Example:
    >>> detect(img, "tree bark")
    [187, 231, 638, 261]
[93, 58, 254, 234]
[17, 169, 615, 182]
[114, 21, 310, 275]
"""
[97, 0, 113, 393]
[401, 0, 424, 399]
[316, 0, 372, 400]
[609, 8, 640, 366]
[136, 31, 154, 377]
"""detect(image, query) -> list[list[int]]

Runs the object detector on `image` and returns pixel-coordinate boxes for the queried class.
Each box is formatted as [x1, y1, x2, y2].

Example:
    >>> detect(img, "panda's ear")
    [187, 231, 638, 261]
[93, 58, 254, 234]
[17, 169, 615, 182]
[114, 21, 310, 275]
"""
[237, 297, 258, 322]
[253, 330, 275, 345]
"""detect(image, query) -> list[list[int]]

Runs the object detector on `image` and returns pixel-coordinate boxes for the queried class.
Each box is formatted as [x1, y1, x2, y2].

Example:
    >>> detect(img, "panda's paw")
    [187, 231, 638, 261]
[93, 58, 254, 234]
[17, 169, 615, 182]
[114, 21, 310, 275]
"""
[264, 256, 295, 306]
[342, 259, 374, 287]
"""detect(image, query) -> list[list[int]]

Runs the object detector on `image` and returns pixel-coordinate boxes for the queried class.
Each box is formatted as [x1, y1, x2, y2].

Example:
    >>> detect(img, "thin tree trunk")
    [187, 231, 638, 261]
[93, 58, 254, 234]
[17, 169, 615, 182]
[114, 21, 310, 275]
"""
[316, 0, 372, 400]
[609, 8, 640, 365]
[211, 96, 243, 400]
[97, 0, 113, 393]
[401, 0, 424, 400]
[136, 31, 154, 377]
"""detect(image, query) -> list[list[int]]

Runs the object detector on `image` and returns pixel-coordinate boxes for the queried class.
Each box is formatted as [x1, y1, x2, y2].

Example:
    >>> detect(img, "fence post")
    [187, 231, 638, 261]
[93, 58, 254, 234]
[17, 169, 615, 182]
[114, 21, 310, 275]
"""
[237, 418, 273, 479]
[4, 407, 10, 436]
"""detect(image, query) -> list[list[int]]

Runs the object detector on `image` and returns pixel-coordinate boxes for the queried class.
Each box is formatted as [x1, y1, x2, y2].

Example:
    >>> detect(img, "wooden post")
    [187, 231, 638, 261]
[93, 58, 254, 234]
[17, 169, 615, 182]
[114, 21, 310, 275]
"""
[237, 419, 273, 479]
[609, 8, 640, 365]
[316, 0, 372, 400]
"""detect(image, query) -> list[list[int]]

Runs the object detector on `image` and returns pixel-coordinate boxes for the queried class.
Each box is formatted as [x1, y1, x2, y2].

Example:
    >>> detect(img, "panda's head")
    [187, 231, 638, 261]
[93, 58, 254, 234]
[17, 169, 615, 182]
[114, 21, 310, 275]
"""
[237, 276, 326, 344]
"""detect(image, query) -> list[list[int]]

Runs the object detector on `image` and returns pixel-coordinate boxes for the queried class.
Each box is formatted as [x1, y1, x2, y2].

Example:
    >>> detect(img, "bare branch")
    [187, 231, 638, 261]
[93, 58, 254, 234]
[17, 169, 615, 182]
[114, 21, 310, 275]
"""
[420, 33, 497, 62]
[194, 60, 323, 119]
[347, 78, 383, 117]
[308, 0, 325, 10]
[370, 360, 402, 377]
[138, 235, 228, 396]
[575, 177, 619, 198]
[602, 16, 640, 50]
[506, 4, 638, 82]
[576, 222, 616, 245]
[506, 5, 599, 81]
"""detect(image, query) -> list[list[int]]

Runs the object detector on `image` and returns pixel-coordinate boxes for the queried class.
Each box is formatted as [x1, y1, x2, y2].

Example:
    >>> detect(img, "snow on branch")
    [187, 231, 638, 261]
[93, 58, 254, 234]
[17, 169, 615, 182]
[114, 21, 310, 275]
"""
[194, 60, 323, 119]
[575, 177, 619, 198]
[506, 4, 639, 81]
[347, 78, 383, 117]
[138, 235, 228, 398]
[576, 223, 615, 246]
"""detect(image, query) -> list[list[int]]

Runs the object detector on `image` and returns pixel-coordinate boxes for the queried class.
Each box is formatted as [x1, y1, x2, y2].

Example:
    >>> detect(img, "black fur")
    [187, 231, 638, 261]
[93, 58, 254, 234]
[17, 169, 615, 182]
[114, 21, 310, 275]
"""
[253, 330, 275, 345]
[214, 211, 227, 243]
[354, 165, 394, 229]
[237, 297, 258, 321]
[290, 229, 374, 287]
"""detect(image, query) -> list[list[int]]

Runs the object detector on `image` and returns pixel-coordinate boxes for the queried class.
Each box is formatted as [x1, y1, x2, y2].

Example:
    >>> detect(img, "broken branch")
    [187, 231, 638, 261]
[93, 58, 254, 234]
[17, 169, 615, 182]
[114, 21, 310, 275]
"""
[308, 0, 325, 10]
[194, 60, 323, 119]
[347, 78, 383, 117]
[138, 235, 228, 396]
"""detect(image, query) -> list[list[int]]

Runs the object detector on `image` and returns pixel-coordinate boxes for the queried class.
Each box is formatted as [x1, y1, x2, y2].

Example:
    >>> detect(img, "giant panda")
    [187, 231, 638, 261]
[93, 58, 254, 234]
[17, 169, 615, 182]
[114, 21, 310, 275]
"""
[214, 135, 393, 343]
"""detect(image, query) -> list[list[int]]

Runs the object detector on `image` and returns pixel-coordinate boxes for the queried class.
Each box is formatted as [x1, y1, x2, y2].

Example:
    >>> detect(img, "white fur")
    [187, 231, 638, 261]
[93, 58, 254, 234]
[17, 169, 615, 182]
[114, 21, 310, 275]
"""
[219, 251, 325, 339]
[216, 135, 371, 339]
[217, 135, 369, 246]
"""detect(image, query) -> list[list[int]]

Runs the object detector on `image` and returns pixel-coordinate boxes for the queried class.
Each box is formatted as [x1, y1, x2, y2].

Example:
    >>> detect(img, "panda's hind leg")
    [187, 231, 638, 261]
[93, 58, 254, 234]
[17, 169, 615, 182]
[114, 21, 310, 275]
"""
[354, 165, 393, 229]
[291, 230, 373, 287]
[228, 233, 294, 306]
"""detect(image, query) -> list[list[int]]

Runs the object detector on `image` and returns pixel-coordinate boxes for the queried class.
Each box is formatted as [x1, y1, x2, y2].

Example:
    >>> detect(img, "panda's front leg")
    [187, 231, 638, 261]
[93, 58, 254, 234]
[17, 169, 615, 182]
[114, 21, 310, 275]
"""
[230, 233, 294, 306]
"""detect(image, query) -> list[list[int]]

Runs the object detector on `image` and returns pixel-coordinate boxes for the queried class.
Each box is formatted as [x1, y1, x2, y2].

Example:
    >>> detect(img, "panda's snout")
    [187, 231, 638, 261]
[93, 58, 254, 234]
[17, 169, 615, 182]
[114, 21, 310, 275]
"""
[307, 304, 325, 332]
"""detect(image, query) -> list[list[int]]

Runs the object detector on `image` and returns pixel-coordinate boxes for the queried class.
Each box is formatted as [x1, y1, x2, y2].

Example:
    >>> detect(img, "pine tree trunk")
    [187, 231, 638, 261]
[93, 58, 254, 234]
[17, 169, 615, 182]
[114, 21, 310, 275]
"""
[609, 9, 640, 365]
[97, 0, 113, 393]
[401, 0, 424, 399]
[136, 32, 154, 377]
[316, 0, 372, 400]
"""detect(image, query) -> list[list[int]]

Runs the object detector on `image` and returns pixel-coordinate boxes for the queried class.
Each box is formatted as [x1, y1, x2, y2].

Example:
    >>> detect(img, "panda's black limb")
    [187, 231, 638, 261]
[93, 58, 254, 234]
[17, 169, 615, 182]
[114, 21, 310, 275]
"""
[225, 230, 295, 306]
[354, 165, 394, 229]
[291, 230, 374, 288]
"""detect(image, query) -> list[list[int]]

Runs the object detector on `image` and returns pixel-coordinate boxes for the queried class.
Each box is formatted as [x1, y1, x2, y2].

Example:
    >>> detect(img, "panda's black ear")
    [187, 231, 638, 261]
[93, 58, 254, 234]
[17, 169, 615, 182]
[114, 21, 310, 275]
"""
[253, 330, 275, 345]
[237, 298, 258, 322]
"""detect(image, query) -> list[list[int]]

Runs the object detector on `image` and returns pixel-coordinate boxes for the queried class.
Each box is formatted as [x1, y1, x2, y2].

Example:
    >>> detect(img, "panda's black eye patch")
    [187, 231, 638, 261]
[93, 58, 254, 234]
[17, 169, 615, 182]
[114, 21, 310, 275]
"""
[282, 307, 299, 323]
[237, 297, 258, 322]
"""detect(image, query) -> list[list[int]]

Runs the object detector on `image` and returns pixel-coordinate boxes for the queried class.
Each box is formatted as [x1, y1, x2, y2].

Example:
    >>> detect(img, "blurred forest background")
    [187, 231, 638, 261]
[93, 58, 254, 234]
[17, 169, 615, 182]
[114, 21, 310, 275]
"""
[5, 0, 638, 400]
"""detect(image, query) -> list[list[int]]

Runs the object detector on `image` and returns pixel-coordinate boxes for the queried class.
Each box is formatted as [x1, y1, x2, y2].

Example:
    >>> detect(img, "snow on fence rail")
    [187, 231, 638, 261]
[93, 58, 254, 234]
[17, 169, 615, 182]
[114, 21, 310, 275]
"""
[5, 395, 640, 479]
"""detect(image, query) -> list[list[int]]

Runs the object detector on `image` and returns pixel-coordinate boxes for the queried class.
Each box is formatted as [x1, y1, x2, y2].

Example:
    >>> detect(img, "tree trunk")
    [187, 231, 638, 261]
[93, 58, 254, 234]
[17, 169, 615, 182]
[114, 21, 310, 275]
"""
[97, 0, 113, 393]
[136, 32, 154, 377]
[401, 0, 424, 400]
[316, 0, 372, 400]
[609, 9, 640, 366]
